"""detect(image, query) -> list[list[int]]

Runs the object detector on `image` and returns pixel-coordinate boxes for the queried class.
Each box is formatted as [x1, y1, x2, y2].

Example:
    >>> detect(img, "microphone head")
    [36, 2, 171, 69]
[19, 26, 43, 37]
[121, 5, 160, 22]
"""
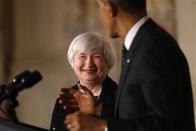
[0, 70, 42, 103]
[12, 70, 31, 84]
[9, 70, 42, 94]
[23, 70, 42, 88]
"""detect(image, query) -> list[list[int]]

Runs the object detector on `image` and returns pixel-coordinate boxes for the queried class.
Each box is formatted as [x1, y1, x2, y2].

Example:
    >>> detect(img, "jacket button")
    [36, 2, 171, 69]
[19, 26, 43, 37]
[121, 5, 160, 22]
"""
[126, 59, 130, 63]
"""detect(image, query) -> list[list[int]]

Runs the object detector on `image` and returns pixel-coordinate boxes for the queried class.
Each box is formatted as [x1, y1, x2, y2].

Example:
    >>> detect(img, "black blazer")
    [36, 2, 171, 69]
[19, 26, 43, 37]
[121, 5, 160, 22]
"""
[108, 19, 195, 131]
[50, 76, 117, 131]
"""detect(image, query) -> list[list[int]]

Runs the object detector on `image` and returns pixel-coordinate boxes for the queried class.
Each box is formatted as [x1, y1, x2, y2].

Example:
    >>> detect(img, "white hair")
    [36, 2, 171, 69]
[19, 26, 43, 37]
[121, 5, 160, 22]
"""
[67, 32, 115, 70]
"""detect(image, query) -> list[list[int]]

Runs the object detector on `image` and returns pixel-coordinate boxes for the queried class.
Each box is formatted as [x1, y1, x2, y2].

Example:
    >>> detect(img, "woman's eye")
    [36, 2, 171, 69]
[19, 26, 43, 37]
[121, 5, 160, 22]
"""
[77, 55, 86, 60]
[94, 55, 99, 58]
[93, 54, 103, 59]
[78, 55, 86, 59]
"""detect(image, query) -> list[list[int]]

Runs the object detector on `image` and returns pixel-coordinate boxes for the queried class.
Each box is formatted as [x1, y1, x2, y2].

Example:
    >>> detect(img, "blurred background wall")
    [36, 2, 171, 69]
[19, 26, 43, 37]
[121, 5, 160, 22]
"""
[0, 0, 195, 129]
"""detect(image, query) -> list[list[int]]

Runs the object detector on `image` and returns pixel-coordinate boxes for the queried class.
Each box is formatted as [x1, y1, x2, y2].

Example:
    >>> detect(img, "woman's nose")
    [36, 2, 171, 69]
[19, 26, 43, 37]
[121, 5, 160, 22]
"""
[86, 57, 95, 67]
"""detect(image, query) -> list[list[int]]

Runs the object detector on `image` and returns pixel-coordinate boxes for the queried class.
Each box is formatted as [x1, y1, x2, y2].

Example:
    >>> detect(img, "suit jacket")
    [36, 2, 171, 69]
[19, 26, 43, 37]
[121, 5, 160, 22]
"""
[50, 76, 117, 131]
[107, 19, 195, 131]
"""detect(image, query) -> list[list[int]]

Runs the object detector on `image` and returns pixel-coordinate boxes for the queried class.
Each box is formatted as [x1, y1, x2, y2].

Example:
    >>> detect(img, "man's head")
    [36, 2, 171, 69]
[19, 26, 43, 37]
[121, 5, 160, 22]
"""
[109, 0, 146, 13]
[96, 0, 146, 38]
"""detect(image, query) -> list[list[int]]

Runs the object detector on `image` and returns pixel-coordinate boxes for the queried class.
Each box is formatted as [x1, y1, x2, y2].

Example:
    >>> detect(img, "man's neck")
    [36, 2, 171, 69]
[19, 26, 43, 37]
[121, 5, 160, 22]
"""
[117, 12, 147, 40]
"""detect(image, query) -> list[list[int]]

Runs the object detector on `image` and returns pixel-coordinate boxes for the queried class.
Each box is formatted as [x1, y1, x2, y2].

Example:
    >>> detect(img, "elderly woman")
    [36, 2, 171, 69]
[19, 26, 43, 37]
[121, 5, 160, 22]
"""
[50, 32, 117, 131]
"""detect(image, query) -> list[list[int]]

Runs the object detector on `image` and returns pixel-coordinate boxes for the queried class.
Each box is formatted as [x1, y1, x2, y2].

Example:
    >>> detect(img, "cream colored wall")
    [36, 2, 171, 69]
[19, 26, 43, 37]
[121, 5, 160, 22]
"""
[175, 0, 196, 124]
[175, 0, 196, 111]
[2, 0, 195, 129]
[0, 0, 3, 83]
[13, 0, 70, 128]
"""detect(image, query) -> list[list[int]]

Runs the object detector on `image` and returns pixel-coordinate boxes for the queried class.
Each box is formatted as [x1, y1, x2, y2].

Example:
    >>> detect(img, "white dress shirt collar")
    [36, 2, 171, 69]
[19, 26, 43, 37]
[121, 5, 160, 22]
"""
[124, 16, 149, 50]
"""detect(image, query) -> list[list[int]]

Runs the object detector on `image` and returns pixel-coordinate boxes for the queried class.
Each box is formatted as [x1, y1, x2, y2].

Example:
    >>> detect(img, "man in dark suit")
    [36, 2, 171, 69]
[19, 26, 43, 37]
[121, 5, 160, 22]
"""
[64, 0, 196, 130]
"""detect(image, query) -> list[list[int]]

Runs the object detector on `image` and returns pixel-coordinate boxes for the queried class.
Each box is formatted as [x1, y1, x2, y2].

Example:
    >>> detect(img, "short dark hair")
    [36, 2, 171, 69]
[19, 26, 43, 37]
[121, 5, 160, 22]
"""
[109, 0, 146, 13]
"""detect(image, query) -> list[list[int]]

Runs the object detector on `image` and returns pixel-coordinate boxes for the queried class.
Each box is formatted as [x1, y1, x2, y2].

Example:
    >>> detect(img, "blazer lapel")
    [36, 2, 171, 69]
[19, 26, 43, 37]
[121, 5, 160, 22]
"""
[114, 43, 136, 116]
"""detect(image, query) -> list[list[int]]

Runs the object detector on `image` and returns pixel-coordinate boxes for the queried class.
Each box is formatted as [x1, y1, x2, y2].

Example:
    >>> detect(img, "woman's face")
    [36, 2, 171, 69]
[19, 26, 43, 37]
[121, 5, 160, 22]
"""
[73, 47, 109, 85]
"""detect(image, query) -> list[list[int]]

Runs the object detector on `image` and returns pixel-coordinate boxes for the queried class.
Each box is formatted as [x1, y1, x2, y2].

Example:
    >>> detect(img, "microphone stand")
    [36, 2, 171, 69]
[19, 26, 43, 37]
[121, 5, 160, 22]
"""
[0, 84, 19, 122]
[0, 70, 42, 122]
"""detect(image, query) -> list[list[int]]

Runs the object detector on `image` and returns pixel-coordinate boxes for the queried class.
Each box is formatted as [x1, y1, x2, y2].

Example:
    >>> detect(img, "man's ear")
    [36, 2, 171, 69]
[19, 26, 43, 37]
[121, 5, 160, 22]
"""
[98, 0, 118, 17]
[108, 1, 118, 17]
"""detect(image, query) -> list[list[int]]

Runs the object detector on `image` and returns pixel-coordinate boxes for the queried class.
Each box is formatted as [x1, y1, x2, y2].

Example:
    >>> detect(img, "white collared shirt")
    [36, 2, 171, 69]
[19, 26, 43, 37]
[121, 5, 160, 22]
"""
[124, 16, 149, 50]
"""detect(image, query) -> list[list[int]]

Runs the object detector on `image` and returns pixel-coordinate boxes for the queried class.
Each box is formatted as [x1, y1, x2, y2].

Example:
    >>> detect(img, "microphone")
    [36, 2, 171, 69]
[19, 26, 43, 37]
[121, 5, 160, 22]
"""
[0, 70, 42, 122]
[25, 71, 42, 87]
[12, 70, 31, 85]
[0, 70, 31, 100]
[7, 70, 42, 94]
[0, 70, 42, 103]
